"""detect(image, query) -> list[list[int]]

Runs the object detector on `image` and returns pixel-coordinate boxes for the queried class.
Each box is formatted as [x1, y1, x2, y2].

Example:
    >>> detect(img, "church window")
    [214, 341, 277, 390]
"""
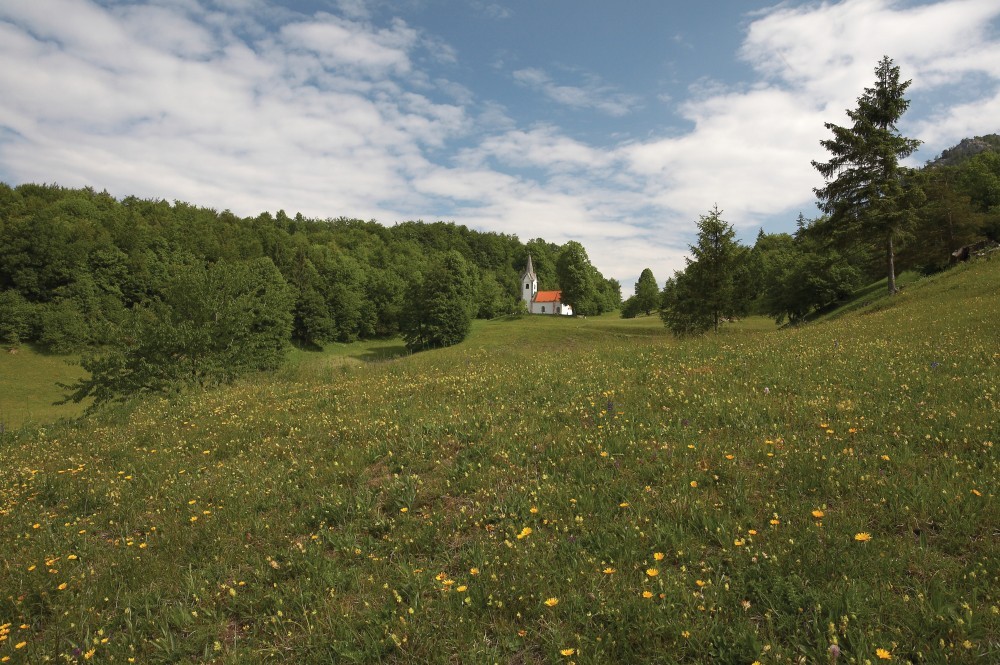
[541, 306, 546, 313]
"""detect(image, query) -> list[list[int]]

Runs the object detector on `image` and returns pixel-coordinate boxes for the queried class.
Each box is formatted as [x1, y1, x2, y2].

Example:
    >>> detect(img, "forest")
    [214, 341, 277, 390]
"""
[0, 185, 620, 403]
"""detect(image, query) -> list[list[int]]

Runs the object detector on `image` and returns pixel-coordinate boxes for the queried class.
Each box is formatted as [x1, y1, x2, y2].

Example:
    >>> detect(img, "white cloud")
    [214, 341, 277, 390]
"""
[280, 13, 416, 76]
[512, 66, 641, 117]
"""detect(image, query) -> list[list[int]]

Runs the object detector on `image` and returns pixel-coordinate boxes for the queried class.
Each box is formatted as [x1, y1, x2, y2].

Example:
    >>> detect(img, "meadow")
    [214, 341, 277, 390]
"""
[0, 260, 997, 664]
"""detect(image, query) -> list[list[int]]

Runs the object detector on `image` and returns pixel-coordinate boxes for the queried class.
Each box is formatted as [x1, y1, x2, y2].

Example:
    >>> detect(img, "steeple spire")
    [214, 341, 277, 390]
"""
[521, 254, 538, 307]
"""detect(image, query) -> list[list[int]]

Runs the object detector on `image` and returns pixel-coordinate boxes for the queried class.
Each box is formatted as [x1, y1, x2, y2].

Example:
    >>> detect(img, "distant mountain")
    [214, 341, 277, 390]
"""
[928, 133, 1000, 167]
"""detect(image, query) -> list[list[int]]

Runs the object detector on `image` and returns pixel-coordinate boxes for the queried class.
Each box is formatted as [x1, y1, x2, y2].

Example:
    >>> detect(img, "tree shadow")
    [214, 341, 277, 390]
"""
[353, 344, 409, 363]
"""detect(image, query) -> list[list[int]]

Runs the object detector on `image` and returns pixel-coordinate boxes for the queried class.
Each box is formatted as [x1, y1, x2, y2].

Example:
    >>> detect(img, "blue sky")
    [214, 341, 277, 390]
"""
[1, 0, 998, 291]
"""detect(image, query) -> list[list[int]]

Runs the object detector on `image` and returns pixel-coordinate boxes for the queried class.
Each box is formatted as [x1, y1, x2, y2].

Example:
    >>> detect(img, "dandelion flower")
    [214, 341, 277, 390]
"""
[642, 590, 654, 598]
[57, 582, 67, 590]
[15, 642, 26, 649]
[516, 527, 532, 539]
[560, 648, 575, 656]
[653, 552, 665, 561]
[812, 510, 825, 518]
[469, 567, 480, 575]
[854, 532, 872, 542]
[646, 568, 659, 577]
[544, 597, 559, 607]
[602, 567, 616, 574]
[875, 647, 892, 659]
[689, 481, 698, 488]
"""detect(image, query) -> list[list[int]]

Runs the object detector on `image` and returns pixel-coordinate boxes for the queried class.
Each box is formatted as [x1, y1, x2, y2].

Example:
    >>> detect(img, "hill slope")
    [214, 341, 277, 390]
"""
[1, 260, 997, 663]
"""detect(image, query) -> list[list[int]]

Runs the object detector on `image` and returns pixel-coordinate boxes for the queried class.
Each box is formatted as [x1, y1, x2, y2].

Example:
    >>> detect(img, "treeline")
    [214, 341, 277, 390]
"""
[0, 183, 619, 401]
[628, 141, 1000, 333]
[623, 139, 1000, 330]
[628, 59, 1000, 334]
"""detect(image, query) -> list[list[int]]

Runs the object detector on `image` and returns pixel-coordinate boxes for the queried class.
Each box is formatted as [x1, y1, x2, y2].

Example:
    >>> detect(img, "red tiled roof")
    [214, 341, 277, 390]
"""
[534, 290, 562, 303]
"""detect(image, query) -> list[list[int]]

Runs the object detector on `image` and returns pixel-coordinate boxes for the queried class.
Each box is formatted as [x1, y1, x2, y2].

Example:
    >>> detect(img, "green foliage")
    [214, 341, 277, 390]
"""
[661, 206, 746, 335]
[812, 56, 923, 294]
[620, 295, 641, 319]
[555, 240, 598, 315]
[634, 268, 659, 315]
[755, 223, 863, 324]
[401, 251, 476, 351]
[901, 167, 986, 273]
[36, 299, 91, 354]
[0, 184, 613, 351]
[62, 258, 294, 406]
[0, 289, 33, 346]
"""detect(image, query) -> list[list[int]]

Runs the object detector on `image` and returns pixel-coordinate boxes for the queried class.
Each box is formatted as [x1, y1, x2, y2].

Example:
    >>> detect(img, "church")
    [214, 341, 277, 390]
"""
[521, 255, 573, 316]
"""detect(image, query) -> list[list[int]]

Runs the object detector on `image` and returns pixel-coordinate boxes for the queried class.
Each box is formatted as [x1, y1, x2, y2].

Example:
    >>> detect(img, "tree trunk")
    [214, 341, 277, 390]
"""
[887, 234, 897, 295]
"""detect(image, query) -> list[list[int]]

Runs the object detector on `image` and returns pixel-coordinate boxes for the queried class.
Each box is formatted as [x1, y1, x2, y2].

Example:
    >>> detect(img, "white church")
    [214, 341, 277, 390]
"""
[521, 255, 573, 316]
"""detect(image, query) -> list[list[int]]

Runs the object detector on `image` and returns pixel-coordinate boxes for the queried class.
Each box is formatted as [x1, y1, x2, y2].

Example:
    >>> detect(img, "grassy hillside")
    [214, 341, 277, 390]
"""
[0, 349, 89, 430]
[1, 261, 997, 663]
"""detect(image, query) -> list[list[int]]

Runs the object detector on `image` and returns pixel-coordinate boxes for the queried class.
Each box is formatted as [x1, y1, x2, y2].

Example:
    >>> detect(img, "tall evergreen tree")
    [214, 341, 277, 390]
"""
[812, 56, 923, 294]
[633, 268, 659, 315]
[660, 206, 743, 335]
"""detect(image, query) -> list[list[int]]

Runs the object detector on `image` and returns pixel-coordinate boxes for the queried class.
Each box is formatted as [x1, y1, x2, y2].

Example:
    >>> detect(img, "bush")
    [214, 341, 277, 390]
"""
[62, 258, 294, 406]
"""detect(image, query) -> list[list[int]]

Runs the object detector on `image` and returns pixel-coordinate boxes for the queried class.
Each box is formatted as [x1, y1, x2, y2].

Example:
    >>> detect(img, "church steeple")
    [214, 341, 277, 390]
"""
[521, 255, 538, 307]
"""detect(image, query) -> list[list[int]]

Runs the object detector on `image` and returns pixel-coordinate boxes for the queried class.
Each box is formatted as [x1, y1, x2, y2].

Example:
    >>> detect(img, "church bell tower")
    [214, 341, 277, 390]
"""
[521, 255, 538, 308]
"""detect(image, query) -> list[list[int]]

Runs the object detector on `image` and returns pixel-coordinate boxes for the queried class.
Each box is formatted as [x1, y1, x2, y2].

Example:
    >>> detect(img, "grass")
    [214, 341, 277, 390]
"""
[0, 347, 89, 431]
[0, 259, 997, 663]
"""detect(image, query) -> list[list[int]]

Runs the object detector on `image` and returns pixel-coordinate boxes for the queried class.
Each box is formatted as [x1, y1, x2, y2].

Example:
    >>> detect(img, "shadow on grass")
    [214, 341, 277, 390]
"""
[354, 345, 409, 363]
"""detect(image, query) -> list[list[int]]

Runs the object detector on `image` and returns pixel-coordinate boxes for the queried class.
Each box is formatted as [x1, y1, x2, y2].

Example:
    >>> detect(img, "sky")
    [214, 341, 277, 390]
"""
[1, 0, 999, 292]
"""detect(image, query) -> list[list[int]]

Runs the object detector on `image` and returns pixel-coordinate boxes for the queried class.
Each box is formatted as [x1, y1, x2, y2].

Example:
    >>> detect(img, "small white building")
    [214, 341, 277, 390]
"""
[521, 255, 573, 316]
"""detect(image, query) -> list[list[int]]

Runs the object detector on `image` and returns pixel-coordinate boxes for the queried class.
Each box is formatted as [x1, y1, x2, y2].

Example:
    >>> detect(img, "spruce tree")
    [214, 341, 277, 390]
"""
[660, 206, 743, 335]
[812, 56, 923, 294]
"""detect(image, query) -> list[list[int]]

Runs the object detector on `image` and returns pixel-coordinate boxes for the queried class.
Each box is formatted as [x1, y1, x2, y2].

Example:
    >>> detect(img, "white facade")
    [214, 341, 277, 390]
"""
[521, 255, 573, 316]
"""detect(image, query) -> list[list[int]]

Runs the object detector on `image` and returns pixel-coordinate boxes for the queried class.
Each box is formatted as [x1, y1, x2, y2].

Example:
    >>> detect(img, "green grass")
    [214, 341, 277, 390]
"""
[0, 260, 997, 664]
[0, 347, 89, 430]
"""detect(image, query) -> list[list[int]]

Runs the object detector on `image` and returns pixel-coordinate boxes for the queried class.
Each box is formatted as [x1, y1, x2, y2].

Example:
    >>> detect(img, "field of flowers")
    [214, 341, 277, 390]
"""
[0, 260, 997, 664]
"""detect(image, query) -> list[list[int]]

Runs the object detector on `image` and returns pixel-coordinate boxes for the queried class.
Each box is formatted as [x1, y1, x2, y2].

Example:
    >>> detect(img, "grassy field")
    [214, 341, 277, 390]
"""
[0, 260, 997, 663]
[0, 349, 89, 431]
